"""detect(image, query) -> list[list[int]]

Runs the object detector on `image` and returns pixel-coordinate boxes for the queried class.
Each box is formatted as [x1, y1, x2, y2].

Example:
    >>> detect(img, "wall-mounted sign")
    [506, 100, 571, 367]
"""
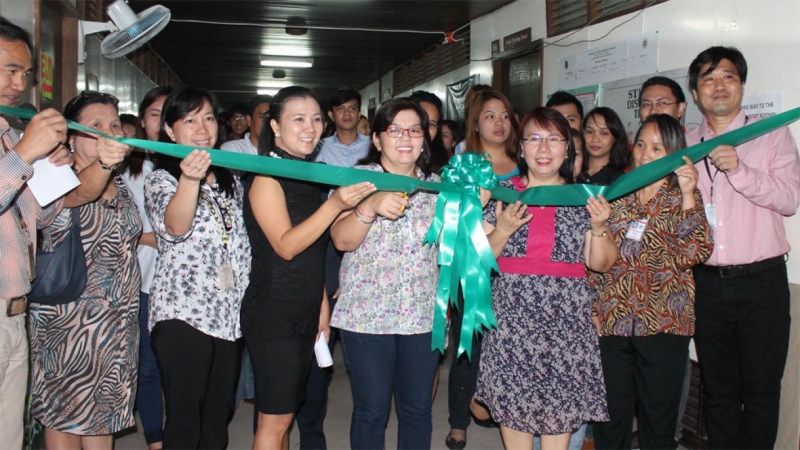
[491, 39, 501, 56]
[41, 52, 54, 100]
[502, 28, 531, 53]
[558, 31, 659, 91]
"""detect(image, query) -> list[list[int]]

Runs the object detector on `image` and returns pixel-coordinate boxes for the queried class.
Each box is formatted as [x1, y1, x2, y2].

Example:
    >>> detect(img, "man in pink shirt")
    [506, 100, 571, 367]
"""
[686, 46, 800, 449]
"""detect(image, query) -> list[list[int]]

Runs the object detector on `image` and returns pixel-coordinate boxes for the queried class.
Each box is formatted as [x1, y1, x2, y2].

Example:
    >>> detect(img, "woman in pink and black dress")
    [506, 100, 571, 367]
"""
[476, 107, 618, 449]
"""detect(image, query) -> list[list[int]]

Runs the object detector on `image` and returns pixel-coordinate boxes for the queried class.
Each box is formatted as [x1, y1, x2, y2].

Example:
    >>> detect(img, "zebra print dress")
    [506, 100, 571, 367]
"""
[29, 176, 142, 434]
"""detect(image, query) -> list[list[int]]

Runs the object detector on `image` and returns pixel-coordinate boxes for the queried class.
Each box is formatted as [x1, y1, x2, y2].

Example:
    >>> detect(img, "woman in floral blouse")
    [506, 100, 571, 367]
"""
[591, 114, 713, 450]
[144, 87, 251, 449]
[330, 98, 440, 449]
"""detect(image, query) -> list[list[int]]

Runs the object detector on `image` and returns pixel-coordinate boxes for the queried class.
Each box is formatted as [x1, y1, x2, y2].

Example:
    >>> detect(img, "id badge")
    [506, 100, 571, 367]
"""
[704, 204, 716, 228]
[219, 262, 235, 292]
[625, 219, 648, 241]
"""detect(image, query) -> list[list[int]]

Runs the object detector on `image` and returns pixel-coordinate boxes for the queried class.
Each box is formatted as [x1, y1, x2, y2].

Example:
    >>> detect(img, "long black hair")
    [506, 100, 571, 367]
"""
[358, 98, 432, 176]
[409, 91, 449, 173]
[153, 86, 235, 197]
[124, 86, 172, 178]
[579, 107, 630, 182]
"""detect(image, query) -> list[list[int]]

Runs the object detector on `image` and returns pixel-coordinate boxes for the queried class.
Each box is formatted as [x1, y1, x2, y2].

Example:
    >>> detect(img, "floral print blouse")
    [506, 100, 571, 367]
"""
[590, 185, 713, 337]
[145, 169, 252, 341]
[330, 164, 440, 335]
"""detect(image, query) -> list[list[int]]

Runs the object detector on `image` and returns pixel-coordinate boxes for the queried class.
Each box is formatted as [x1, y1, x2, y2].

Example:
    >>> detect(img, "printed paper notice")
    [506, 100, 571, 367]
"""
[28, 159, 80, 207]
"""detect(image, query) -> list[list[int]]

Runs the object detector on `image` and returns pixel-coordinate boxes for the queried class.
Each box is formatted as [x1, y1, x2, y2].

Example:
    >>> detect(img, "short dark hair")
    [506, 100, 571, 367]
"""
[228, 102, 248, 117]
[546, 90, 584, 121]
[0, 16, 34, 54]
[155, 86, 235, 197]
[63, 91, 119, 128]
[119, 113, 138, 129]
[409, 91, 443, 115]
[640, 76, 686, 104]
[688, 46, 747, 91]
[632, 114, 687, 191]
[328, 87, 361, 111]
[248, 94, 272, 116]
[259, 86, 321, 159]
[517, 107, 577, 184]
[580, 107, 630, 180]
[359, 98, 432, 176]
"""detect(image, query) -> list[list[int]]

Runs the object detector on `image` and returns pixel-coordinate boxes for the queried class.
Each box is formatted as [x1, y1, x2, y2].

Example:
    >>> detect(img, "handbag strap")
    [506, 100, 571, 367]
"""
[70, 207, 83, 238]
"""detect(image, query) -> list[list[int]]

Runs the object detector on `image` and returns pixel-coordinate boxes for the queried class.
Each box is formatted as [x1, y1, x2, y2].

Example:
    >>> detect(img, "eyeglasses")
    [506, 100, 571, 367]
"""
[521, 135, 567, 148]
[384, 126, 425, 138]
[231, 115, 248, 122]
[640, 101, 677, 109]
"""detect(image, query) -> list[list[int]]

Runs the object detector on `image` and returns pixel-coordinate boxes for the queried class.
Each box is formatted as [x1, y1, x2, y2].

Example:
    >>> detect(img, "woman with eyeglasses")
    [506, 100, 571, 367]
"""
[121, 85, 172, 450]
[28, 90, 138, 449]
[474, 107, 617, 450]
[329, 98, 441, 449]
[591, 114, 712, 450]
[240, 86, 375, 449]
[579, 107, 630, 185]
[144, 87, 252, 449]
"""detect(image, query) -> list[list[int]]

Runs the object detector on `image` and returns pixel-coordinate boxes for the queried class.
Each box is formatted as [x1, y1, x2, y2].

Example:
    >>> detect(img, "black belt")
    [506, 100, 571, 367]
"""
[696, 255, 785, 278]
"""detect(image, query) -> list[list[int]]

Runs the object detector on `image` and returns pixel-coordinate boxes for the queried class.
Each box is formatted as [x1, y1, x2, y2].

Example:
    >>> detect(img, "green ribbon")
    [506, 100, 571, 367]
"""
[422, 153, 500, 356]
[3, 104, 799, 358]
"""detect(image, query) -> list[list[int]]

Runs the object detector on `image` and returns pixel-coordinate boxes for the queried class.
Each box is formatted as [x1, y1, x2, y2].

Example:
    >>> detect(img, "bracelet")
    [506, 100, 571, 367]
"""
[353, 209, 375, 225]
[97, 159, 118, 171]
[591, 230, 608, 238]
[356, 204, 376, 219]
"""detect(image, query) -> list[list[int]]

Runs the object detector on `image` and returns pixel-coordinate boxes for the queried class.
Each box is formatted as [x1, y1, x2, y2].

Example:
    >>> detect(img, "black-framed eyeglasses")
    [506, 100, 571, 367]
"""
[384, 126, 425, 138]
[640, 101, 677, 109]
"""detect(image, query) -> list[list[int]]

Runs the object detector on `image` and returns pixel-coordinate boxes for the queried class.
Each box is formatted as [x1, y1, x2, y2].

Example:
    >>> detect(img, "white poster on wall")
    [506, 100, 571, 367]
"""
[741, 92, 782, 119]
[558, 31, 659, 91]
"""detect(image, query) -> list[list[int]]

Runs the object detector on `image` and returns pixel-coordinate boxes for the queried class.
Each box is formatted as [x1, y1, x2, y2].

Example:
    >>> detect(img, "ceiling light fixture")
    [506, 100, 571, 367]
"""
[260, 55, 313, 68]
[257, 89, 280, 96]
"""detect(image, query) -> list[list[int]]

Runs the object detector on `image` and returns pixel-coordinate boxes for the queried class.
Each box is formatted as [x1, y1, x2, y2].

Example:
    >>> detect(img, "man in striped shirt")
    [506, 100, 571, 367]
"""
[0, 16, 72, 449]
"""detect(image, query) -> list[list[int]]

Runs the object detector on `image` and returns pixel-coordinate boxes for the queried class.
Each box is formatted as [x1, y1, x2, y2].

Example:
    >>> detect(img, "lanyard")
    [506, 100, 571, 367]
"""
[701, 115, 749, 202]
[202, 184, 232, 251]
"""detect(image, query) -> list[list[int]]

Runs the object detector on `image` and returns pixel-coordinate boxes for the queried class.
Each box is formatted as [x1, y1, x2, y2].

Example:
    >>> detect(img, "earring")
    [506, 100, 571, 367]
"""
[275, 133, 281, 137]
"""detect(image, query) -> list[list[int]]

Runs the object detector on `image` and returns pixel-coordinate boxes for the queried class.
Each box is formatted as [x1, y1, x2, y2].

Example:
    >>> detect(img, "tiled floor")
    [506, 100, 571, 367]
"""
[114, 343, 505, 449]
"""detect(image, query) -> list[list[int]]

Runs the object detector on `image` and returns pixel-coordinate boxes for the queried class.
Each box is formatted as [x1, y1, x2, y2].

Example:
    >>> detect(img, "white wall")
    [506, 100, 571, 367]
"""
[360, 0, 800, 446]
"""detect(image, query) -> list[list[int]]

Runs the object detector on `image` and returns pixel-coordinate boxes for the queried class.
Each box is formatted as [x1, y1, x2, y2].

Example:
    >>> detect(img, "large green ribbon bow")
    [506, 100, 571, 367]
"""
[423, 153, 500, 357]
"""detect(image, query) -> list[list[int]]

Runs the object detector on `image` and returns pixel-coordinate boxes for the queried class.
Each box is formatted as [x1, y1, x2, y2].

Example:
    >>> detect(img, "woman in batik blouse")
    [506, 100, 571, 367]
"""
[591, 114, 713, 450]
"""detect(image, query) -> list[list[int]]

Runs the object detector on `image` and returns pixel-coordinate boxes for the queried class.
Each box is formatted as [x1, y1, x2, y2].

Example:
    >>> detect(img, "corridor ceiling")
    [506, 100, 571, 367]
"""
[130, 0, 516, 108]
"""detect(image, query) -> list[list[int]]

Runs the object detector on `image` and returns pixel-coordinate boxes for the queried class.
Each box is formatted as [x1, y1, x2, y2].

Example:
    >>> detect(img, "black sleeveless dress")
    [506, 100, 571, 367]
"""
[240, 147, 329, 414]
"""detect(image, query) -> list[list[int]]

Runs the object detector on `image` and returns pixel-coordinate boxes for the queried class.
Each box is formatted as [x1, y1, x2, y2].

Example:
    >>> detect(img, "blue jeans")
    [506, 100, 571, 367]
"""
[340, 331, 440, 450]
[533, 423, 587, 450]
[137, 292, 164, 444]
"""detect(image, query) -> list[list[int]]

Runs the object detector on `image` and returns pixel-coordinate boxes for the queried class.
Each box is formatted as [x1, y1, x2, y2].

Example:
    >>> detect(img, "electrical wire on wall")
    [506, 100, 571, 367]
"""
[468, 0, 661, 63]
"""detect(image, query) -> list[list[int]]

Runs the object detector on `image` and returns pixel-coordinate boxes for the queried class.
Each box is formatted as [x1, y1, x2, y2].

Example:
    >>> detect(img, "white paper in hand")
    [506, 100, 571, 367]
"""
[29, 159, 80, 207]
[314, 333, 333, 368]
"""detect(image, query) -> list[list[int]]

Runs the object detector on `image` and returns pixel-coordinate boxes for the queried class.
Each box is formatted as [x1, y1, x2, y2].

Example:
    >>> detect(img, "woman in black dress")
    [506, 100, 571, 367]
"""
[241, 86, 376, 449]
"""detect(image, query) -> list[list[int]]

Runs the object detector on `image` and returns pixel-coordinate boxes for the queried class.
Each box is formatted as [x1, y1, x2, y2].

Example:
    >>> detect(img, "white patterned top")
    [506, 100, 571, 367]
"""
[145, 169, 252, 341]
[331, 163, 440, 335]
